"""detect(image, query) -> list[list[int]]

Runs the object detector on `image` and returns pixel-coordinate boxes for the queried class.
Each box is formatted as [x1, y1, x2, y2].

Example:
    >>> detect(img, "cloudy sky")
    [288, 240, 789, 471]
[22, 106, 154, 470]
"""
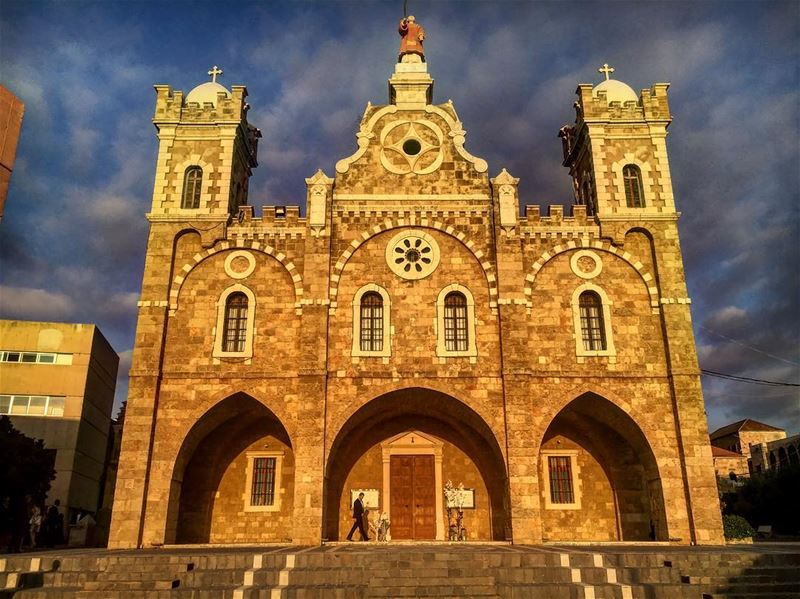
[1, 1, 797, 432]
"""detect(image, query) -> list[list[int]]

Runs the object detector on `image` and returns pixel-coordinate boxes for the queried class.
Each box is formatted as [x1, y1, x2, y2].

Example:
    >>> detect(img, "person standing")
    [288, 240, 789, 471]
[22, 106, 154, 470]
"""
[28, 504, 42, 549]
[44, 500, 64, 547]
[345, 492, 370, 541]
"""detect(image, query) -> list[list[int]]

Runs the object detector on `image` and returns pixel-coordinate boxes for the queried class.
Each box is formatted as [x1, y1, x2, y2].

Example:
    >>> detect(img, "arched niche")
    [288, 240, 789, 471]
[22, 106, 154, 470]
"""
[323, 387, 509, 541]
[538, 392, 667, 542]
[165, 392, 294, 544]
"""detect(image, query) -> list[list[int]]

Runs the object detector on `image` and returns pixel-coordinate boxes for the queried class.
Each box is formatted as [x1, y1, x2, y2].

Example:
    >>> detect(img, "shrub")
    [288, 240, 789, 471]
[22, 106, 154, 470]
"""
[723, 514, 755, 539]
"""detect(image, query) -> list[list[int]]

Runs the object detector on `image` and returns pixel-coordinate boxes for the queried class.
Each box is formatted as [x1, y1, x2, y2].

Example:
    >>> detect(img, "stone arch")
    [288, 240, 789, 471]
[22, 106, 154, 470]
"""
[165, 391, 295, 544]
[537, 391, 668, 542]
[329, 221, 498, 312]
[788, 444, 799, 465]
[778, 446, 788, 468]
[624, 226, 661, 286]
[168, 239, 304, 313]
[524, 238, 659, 310]
[323, 387, 509, 541]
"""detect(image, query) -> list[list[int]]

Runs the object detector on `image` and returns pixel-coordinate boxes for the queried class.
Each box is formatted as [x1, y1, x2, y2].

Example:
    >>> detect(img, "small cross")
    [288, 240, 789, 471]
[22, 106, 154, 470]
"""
[598, 63, 615, 81]
[208, 65, 223, 83]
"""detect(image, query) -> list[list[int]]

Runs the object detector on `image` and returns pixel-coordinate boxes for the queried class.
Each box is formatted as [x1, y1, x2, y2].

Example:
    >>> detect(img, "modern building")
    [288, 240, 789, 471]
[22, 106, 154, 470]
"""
[0, 84, 25, 221]
[110, 23, 724, 548]
[0, 320, 119, 523]
[750, 433, 800, 473]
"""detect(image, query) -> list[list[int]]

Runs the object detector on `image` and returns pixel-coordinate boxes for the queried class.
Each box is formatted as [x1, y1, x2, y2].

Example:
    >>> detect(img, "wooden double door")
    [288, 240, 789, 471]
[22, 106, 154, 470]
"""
[390, 455, 436, 539]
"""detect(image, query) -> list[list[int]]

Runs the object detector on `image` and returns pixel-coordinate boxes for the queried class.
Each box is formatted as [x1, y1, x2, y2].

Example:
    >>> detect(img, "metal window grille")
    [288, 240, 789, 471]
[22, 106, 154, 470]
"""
[182, 167, 203, 209]
[623, 165, 644, 208]
[548, 456, 575, 504]
[222, 293, 248, 352]
[250, 457, 276, 506]
[579, 291, 606, 351]
[359, 292, 384, 352]
[444, 292, 468, 352]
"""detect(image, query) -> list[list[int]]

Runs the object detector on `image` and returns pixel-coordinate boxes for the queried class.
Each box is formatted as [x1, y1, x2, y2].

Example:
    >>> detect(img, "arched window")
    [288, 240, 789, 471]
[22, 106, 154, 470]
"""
[444, 292, 468, 352]
[181, 166, 203, 209]
[778, 447, 788, 468]
[788, 445, 799, 465]
[769, 451, 777, 469]
[359, 292, 384, 352]
[579, 291, 606, 351]
[622, 164, 644, 208]
[222, 292, 248, 352]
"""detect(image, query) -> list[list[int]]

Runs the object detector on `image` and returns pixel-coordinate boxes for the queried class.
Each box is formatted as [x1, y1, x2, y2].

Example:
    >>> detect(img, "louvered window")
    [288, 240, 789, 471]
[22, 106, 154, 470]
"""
[623, 164, 644, 208]
[181, 166, 203, 209]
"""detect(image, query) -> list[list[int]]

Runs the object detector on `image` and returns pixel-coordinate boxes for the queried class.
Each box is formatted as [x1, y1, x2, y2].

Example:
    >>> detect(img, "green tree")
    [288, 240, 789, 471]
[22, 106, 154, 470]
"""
[0, 416, 56, 543]
[721, 464, 800, 535]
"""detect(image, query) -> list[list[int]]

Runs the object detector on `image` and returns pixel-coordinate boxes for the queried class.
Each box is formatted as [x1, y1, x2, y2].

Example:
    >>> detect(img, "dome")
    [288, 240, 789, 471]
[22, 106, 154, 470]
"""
[185, 81, 231, 106]
[592, 79, 638, 105]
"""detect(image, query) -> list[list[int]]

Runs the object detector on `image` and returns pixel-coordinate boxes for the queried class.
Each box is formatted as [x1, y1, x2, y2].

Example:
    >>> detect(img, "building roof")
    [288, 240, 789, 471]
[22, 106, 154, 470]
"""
[592, 78, 639, 105]
[711, 446, 745, 458]
[185, 81, 231, 107]
[710, 418, 784, 440]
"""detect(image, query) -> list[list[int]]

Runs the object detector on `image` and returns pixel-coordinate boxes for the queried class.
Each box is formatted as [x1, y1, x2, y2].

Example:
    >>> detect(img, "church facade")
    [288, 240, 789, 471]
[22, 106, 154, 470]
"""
[109, 35, 723, 548]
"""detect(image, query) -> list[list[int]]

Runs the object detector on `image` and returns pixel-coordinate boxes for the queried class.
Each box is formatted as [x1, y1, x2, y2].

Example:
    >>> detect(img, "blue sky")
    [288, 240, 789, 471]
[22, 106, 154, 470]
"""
[1, 1, 798, 432]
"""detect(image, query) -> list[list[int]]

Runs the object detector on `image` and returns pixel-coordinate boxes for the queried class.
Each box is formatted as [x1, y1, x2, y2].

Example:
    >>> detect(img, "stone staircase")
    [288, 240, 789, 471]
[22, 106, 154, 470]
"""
[1, 544, 799, 598]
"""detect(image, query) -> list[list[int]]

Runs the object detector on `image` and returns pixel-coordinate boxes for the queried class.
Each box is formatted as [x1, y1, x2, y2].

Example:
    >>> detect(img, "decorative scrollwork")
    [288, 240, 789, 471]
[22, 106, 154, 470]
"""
[380, 119, 444, 175]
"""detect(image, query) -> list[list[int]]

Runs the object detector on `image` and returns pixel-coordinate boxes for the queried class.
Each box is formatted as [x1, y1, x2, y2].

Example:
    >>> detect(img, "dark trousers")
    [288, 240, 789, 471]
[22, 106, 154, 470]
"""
[346, 516, 368, 540]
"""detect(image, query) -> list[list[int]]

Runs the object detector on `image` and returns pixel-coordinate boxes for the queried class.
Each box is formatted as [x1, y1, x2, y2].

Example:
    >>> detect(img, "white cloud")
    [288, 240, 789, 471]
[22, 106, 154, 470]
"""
[0, 286, 77, 321]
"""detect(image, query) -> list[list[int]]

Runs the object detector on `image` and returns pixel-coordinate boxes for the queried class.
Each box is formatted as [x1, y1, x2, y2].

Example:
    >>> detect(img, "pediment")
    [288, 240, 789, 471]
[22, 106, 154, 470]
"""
[382, 430, 442, 449]
[335, 101, 488, 179]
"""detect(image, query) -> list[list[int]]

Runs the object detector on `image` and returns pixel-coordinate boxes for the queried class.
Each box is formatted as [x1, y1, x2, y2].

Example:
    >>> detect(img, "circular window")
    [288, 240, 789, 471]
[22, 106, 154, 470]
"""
[402, 139, 422, 156]
[224, 250, 256, 280]
[569, 249, 603, 280]
[385, 230, 441, 280]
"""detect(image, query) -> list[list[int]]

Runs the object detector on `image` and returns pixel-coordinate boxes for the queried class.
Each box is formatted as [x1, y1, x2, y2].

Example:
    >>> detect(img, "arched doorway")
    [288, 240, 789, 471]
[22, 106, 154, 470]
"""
[324, 388, 509, 541]
[165, 392, 294, 544]
[538, 392, 667, 542]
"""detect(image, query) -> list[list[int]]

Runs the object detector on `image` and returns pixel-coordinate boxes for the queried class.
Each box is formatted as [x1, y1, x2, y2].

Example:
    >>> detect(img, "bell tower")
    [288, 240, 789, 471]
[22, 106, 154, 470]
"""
[560, 64, 674, 219]
[147, 66, 261, 222]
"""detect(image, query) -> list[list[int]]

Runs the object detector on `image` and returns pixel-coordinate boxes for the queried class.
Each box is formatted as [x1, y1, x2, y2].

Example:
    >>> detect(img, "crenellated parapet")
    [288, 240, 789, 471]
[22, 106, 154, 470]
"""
[575, 82, 672, 124]
[230, 205, 308, 233]
[520, 204, 599, 238]
[154, 84, 250, 124]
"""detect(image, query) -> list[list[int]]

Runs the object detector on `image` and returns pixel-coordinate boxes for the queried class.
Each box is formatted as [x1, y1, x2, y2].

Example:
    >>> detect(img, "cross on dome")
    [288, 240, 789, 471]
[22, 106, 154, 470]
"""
[598, 63, 615, 81]
[208, 65, 223, 83]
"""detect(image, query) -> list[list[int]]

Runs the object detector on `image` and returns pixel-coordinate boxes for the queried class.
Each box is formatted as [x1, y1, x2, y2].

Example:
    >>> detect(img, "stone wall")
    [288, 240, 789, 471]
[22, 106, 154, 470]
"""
[109, 64, 725, 549]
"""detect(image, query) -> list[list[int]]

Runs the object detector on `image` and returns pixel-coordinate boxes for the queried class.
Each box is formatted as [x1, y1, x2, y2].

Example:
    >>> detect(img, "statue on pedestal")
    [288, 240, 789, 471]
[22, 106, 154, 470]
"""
[398, 15, 425, 62]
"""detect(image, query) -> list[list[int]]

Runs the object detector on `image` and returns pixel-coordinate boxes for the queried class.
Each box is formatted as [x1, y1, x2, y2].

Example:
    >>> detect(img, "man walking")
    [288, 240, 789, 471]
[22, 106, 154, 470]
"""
[346, 492, 370, 541]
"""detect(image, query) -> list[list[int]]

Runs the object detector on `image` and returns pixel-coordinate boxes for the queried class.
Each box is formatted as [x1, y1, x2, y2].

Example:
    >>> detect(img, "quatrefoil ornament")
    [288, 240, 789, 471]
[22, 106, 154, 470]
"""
[385, 230, 441, 280]
[379, 119, 444, 175]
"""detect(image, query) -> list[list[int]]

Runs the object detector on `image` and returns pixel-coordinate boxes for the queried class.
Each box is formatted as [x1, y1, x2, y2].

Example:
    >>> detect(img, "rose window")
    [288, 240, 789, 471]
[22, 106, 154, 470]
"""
[385, 230, 441, 280]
